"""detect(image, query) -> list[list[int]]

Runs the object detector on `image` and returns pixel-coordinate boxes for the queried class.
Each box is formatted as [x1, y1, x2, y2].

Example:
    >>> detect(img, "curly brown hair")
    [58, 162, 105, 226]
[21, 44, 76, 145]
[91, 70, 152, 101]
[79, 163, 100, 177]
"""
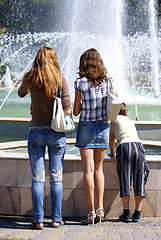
[22, 46, 62, 98]
[78, 48, 108, 86]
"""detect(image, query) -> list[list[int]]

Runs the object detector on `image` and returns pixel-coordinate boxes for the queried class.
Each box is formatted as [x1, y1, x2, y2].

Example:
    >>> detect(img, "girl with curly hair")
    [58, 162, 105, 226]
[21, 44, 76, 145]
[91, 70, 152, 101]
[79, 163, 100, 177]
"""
[73, 48, 114, 224]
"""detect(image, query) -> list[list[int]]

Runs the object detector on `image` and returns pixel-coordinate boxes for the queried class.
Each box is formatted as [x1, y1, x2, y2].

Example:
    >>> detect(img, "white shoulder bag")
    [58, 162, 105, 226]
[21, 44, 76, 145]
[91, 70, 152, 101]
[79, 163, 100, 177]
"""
[51, 78, 75, 132]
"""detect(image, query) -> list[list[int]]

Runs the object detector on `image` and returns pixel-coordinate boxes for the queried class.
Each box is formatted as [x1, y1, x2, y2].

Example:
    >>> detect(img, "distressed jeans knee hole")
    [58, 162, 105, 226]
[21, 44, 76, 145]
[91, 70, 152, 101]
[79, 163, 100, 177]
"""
[32, 170, 45, 182]
[49, 168, 63, 182]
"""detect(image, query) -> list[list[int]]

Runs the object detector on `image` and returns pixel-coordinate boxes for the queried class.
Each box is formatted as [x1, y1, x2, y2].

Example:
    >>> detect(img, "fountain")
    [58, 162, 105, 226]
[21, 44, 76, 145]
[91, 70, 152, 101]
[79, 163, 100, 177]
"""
[0, 66, 13, 88]
[0, 0, 160, 120]
[0, 0, 161, 219]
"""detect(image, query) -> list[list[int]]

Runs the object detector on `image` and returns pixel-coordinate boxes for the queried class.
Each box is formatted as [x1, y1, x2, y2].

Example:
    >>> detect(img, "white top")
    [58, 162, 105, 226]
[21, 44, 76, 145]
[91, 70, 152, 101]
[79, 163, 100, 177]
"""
[110, 115, 141, 146]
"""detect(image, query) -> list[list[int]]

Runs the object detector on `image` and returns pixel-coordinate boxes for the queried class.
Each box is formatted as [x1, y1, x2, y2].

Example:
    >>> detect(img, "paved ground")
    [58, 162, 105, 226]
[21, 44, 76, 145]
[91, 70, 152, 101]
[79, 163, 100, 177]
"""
[0, 216, 161, 240]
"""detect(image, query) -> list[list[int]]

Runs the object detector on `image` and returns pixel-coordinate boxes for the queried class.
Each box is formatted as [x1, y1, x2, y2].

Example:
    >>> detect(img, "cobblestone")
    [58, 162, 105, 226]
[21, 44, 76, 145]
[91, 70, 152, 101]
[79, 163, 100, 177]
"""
[0, 216, 161, 240]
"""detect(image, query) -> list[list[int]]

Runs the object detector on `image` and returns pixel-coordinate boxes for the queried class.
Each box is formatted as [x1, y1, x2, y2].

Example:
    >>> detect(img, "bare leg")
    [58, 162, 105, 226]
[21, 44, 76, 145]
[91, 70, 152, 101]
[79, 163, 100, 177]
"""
[94, 148, 106, 210]
[135, 196, 143, 211]
[121, 196, 130, 210]
[79, 148, 95, 212]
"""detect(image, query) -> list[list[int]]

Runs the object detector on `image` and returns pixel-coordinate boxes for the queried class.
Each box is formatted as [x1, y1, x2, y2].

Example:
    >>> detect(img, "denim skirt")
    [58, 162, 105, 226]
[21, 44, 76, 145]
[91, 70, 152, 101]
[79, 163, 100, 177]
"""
[75, 120, 109, 148]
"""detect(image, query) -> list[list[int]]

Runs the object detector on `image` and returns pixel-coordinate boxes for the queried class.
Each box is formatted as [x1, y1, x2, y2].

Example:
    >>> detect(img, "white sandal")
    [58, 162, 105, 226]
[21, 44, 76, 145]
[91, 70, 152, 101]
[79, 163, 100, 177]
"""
[96, 208, 104, 223]
[86, 210, 96, 225]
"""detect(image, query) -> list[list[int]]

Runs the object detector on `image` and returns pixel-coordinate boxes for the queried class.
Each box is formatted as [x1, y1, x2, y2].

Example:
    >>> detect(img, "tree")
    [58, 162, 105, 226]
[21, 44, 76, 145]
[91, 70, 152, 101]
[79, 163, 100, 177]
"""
[0, 0, 160, 34]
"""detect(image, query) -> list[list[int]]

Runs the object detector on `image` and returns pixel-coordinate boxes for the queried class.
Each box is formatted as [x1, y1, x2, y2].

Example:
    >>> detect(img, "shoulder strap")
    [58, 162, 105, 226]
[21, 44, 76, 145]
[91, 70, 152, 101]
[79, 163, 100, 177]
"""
[56, 75, 62, 98]
[107, 77, 112, 92]
[107, 77, 116, 95]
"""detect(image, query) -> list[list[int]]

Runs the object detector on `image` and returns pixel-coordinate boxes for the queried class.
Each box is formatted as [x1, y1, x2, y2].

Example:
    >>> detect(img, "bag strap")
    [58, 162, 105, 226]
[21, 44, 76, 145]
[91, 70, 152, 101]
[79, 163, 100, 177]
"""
[107, 77, 113, 92]
[107, 77, 116, 96]
[55, 75, 62, 98]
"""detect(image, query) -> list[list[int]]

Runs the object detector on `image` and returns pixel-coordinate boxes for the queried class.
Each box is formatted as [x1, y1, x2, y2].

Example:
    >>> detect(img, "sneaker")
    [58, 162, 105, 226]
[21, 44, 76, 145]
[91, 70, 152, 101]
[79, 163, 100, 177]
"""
[119, 213, 132, 222]
[132, 210, 141, 222]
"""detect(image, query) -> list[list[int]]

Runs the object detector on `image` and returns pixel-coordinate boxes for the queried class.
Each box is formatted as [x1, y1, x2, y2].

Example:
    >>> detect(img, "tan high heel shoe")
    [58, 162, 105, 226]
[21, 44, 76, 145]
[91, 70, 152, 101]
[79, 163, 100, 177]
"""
[86, 210, 96, 225]
[96, 208, 104, 223]
[31, 222, 43, 230]
[52, 220, 64, 228]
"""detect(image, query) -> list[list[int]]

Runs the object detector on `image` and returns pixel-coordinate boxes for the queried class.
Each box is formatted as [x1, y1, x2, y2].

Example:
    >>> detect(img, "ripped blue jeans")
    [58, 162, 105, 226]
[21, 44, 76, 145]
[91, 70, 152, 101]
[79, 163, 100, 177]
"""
[28, 128, 66, 223]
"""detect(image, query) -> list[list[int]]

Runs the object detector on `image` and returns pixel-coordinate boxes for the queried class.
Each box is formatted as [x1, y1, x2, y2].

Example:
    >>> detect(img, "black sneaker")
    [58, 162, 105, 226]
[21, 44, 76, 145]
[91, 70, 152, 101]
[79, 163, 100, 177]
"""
[132, 210, 141, 222]
[119, 213, 132, 222]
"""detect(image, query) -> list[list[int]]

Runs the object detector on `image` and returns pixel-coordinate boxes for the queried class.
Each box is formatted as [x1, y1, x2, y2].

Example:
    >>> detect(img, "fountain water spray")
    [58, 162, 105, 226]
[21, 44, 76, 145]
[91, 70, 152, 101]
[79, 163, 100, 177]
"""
[0, 0, 160, 116]
[0, 66, 13, 88]
[149, 0, 160, 96]
[0, 56, 35, 110]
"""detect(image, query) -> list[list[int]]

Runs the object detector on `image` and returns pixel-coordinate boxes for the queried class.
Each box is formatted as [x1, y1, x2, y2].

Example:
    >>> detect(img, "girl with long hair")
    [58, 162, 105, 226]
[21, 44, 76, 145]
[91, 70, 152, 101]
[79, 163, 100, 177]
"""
[18, 46, 72, 229]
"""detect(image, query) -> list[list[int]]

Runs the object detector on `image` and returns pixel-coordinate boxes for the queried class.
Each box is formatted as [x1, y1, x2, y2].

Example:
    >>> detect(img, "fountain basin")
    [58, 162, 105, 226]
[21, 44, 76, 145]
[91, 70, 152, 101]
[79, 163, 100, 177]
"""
[0, 139, 161, 155]
[0, 117, 161, 140]
[0, 150, 161, 218]
[0, 118, 161, 217]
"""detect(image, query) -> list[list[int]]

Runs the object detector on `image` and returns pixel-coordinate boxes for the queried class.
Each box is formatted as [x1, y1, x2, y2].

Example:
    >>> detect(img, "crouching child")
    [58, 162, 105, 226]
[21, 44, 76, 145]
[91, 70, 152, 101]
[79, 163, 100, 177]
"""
[109, 102, 149, 222]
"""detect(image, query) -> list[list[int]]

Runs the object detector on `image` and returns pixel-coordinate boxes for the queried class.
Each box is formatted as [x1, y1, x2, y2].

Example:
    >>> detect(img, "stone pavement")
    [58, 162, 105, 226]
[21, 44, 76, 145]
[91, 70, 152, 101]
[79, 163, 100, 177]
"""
[0, 216, 161, 240]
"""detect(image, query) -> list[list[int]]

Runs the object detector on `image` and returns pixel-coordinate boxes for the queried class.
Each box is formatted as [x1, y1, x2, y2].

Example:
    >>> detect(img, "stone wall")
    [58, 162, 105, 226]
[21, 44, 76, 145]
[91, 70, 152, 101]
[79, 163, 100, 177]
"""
[0, 152, 161, 218]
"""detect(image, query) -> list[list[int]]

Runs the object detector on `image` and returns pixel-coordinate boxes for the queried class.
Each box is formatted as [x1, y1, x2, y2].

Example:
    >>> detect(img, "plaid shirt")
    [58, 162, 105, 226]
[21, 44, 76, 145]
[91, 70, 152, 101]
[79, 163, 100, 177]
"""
[74, 77, 113, 121]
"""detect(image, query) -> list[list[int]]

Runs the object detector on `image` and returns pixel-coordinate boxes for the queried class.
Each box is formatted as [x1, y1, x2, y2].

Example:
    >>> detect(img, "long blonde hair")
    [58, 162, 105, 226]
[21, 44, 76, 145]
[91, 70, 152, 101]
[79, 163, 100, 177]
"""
[23, 46, 62, 98]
